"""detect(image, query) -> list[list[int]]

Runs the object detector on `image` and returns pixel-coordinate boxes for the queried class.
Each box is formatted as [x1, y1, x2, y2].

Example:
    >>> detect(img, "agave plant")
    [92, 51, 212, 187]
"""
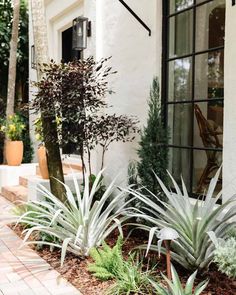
[16, 170, 134, 265]
[127, 168, 236, 270]
[150, 264, 208, 295]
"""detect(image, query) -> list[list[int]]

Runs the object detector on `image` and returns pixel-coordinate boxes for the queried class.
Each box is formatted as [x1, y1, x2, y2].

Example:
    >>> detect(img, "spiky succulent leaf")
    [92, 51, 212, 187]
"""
[150, 265, 208, 295]
[127, 168, 236, 270]
[17, 171, 133, 265]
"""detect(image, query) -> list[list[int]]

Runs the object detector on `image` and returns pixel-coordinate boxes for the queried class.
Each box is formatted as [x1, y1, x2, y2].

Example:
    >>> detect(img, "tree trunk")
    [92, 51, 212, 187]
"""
[6, 0, 20, 117]
[3, 0, 20, 163]
[42, 115, 65, 200]
[31, 0, 66, 202]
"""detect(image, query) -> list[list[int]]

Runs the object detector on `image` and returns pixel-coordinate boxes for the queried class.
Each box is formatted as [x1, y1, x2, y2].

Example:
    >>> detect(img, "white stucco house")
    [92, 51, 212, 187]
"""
[29, 0, 236, 203]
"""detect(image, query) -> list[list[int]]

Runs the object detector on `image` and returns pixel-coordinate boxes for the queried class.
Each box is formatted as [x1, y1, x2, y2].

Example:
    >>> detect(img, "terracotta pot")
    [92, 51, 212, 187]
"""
[6, 141, 24, 166]
[37, 146, 49, 179]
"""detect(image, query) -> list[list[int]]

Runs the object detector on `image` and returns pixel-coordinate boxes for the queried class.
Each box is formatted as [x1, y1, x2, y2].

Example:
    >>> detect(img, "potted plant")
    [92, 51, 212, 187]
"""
[0, 114, 25, 166]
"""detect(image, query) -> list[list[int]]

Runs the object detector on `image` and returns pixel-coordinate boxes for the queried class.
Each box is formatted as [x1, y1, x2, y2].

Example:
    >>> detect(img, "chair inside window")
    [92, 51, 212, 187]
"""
[194, 104, 223, 193]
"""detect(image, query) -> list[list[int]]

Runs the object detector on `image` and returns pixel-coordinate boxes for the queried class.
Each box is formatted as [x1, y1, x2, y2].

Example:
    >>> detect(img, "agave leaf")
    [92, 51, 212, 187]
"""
[184, 270, 197, 293]
[17, 170, 133, 264]
[61, 237, 73, 267]
[194, 280, 209, 295]
[127, 168, 236, 270]
[146, 227, 158, 256]
[171, 264, 184, 292]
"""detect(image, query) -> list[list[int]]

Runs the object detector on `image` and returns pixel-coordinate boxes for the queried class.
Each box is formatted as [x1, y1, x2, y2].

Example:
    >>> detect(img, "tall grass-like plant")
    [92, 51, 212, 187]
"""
[17, 170, 134, 265]
[150, 264, 208, 295]
[127, 169, 236, 270]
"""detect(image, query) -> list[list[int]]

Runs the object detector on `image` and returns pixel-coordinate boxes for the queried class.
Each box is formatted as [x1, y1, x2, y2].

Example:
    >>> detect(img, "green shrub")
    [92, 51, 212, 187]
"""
[127, 168, 236, 270]
[89, 236, 157, 294]
[137, 77, 169, 201]
[213, 237, 236, 278]
[227, 227, 236, 239]
[17, 170, 134, 265]
[150, 264, 208, 295]
[88, 236, 124, 280]
[106, 255, 156, 295]
[0, 114, 26, 141]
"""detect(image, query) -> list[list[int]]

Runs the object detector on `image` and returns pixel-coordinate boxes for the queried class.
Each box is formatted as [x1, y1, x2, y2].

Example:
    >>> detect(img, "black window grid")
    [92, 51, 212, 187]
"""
[162, 0, 224, 196]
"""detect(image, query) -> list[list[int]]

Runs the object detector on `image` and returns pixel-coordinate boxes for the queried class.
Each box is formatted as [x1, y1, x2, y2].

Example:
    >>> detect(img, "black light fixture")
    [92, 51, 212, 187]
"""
[233, 0, 236, 6]
[72, 17, 91, 51]
[31, 45, 36, 69]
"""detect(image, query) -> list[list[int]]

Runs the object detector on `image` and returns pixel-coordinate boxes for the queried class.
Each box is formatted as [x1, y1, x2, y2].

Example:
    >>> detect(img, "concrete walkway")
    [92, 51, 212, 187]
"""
[0, 196, 82, 295]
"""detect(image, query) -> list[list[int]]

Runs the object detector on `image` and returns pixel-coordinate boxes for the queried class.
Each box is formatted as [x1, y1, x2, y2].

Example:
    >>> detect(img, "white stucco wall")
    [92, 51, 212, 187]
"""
[223, 2, 236, 202]
[95, 0, 162, 184]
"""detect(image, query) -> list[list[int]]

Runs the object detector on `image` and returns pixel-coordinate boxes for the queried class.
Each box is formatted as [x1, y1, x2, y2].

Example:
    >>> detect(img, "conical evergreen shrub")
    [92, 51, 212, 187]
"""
[137, 77, 169, 200]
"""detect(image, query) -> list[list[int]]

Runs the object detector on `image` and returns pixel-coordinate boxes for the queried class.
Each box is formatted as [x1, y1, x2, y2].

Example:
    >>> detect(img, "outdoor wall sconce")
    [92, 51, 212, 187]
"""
[31, 45, 36, 69]
[72, 17, 92, 51]
[233, 0, 235, 6]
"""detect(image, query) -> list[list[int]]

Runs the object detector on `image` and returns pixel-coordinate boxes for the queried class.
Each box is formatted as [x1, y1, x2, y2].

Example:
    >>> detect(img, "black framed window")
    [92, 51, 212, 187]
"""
[162, 0, 225, 195]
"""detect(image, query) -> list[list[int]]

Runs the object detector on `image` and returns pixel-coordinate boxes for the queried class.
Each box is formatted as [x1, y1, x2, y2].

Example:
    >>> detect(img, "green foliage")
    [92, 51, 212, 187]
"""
[227, 227, 236, 239]
[127, 168, 236, 270]
[88, 236, 124, 280]
[89, 237, 157, 294]
[16, 170, 133, 265]
[150, 265, 208, 295]
[106, 255, 156, 295]
[213, 237, 236, 278]
[0, 114, 25, 140]
[0, 0, 29, 100]
[137, 77, 169, 200]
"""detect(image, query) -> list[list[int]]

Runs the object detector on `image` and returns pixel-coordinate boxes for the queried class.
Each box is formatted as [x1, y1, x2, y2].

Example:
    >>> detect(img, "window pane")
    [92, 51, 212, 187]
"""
[169, 11, 193, 57]
[169, 0, 193, 14]
[193, 149, 222, 195]
[193, 102, 223, 149]
[169, 147, 191, 191]
[196, 0, 225, 52]
[168, 57, 192, 101]
[168, 103, 192, 146]
[195, 50, 224, 100]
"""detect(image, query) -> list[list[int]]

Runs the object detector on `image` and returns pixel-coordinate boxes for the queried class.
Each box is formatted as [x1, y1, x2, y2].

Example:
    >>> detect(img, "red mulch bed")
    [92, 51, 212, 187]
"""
[10, 225, 236, 295]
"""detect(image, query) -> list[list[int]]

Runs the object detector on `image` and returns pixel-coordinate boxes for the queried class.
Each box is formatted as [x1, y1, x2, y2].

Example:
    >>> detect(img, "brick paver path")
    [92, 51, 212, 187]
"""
[0, 196, 82, 295]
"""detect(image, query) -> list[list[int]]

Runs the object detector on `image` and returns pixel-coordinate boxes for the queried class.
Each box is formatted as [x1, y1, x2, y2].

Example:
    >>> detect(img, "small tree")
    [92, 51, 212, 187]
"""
[137, 77, 169, 200]
[95, 114, 139, 170]
[31, 58, 139, 183]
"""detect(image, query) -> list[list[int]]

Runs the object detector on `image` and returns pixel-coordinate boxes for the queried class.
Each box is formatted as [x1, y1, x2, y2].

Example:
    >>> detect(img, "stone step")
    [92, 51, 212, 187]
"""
[36, 163, 82, 179]
[1, 185, 28, 204]
[19, 175, 29, 187]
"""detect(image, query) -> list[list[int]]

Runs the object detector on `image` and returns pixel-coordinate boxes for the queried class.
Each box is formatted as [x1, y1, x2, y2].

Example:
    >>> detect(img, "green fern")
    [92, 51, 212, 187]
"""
[88, 236, 124, 280]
